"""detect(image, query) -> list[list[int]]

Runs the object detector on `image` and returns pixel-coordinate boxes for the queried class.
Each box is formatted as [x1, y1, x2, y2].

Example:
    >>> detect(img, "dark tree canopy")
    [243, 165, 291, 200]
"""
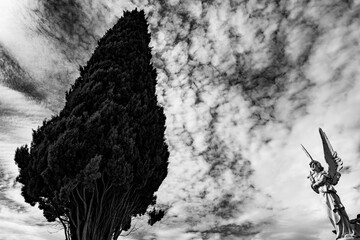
[15, 9, 169, 240]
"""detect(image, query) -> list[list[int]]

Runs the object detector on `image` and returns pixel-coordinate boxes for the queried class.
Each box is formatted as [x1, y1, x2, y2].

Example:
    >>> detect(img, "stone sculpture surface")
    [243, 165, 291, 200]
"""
[302, 128, 359, 240]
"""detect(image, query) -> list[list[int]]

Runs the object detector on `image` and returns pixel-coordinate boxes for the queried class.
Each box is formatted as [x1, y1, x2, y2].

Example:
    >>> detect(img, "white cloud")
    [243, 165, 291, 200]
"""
[0, 193, 63, 240]
[142, 0, 360, 239]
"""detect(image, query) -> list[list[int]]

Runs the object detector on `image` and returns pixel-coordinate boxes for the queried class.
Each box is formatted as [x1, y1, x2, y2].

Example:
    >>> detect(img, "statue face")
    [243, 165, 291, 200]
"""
[310, 161, 322, 172]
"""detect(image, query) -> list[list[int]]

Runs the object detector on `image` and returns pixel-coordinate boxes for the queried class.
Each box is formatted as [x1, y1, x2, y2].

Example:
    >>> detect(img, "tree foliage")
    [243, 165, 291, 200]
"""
[14, 9, 169, 240]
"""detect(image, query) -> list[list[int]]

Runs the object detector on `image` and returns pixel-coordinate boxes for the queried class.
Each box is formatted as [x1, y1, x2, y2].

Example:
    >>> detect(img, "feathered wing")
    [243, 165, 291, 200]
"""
[319, 128, 343, 185]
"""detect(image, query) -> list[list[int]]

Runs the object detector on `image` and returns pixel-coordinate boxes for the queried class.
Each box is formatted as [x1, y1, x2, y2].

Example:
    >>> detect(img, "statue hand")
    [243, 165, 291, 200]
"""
[311, 183, 319, 194]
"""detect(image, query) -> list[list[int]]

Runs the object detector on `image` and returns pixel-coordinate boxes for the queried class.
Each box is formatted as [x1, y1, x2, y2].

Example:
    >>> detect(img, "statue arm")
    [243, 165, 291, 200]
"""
[312, 174, 326, 190]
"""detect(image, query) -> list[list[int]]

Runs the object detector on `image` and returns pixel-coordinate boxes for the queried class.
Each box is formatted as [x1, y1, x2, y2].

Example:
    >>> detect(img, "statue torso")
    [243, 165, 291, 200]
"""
[312, 170, 336, 193]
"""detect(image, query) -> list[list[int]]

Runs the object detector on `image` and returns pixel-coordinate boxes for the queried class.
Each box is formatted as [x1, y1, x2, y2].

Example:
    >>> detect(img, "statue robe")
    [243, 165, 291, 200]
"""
[312, 171, 354, 239]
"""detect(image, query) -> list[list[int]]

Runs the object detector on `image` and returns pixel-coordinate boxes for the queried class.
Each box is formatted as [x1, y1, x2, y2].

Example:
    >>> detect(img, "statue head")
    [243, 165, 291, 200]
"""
[309, 160, 324, 172]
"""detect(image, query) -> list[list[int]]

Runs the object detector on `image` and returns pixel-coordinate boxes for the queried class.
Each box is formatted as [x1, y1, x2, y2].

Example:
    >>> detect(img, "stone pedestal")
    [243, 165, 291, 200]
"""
[350, 214, 360, 238]
[331, 214, 360, 239]
[352, 223, 360, 237]
[337, 236, 355, 240]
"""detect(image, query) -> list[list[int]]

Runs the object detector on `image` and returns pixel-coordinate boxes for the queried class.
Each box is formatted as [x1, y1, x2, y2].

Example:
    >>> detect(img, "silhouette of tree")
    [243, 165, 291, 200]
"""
[14, 9, 169, 240]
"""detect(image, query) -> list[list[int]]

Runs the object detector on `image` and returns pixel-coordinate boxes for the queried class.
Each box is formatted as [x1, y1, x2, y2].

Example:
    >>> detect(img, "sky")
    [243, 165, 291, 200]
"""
[0, 0, 360, 239]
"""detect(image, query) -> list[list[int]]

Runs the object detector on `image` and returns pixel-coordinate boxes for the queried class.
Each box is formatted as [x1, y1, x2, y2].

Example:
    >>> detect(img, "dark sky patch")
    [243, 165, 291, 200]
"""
[191, 222, 262, 239]
[341, 165, 351, 174]
[0, 45, 46, 101]
[212, 193, 244, 220]
[30, 0, 115, 63]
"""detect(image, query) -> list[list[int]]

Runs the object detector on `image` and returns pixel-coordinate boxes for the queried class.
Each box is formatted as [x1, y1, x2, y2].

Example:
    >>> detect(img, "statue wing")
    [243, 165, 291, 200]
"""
[319, 128, 343, 185]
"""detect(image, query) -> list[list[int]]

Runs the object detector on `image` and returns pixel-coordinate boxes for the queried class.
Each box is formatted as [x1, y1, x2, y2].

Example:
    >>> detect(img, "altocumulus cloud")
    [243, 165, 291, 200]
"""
[0, 0, 360, 240]
[128, 0, 360, 239]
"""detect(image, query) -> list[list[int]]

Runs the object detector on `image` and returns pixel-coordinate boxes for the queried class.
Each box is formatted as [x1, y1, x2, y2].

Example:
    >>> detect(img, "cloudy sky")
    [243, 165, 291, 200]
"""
[1, 0, 360, 239]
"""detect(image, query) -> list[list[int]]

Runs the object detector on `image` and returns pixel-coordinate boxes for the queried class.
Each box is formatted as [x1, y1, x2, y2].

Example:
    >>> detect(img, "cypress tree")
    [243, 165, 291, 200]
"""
[14, 9, 169, 240]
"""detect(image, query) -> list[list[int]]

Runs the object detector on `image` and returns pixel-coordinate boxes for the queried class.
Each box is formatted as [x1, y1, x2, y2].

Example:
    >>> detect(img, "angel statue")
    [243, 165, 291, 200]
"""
[301, 128, 358, 239]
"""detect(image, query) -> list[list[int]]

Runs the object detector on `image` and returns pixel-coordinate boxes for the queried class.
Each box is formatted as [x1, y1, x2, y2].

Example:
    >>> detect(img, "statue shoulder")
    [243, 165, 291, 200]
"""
[312, 170, 326, 177]
[320, 171, 333, 180]
[313, 171, 329, 181]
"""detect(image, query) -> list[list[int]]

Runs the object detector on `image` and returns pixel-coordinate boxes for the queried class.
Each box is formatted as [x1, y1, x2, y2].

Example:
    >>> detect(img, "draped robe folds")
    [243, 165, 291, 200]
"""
[312, 171, 354, 239]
